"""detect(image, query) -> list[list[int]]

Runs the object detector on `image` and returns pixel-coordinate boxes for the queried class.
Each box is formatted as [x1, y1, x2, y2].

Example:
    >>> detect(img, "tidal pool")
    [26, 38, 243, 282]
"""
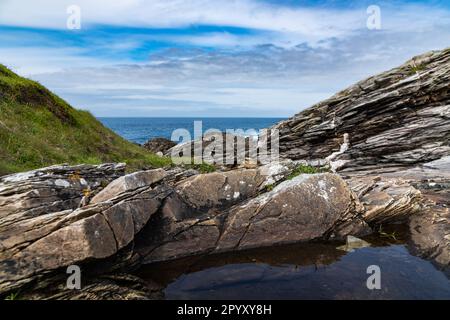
[138, 225, 450, 300]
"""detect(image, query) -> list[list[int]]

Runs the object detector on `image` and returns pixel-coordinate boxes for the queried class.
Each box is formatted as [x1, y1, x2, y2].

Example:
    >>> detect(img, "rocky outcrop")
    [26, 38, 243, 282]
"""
[1, 48, 449, 300]
[137, 173, 366, 264]
[0, 162, 376, 298]
[143, 138, 176, 154]
[0, 164, 170, 295]
[271, 48, 450, 273]
[215, 174, 364, 251]
[393, 156, 450, 272]
[274, 48, 450, 173]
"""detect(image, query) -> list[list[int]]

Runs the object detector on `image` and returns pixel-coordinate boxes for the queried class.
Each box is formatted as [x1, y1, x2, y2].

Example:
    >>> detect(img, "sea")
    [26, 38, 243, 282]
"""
[98, 117, 285, 145]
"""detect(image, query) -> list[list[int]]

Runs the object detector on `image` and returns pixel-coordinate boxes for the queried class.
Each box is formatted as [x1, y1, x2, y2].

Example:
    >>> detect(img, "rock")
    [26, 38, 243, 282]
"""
[143, 138, 176, 154]
[257, 160, 300, 189]
[215, 174, 362, 252]
[274, 49, 450, 173]
[137, 173, 364, 263]
[0, 163, 125, 225]
[22, 274, 164, 300]
[346, 176, 423, 223]
[2, 48, 450, 300]
[0, 165, 169, 295]
[409, 206, 450, 272]
[170, 169, 265, 212]
[90, 169, 166, 204]
[337, 235, 371, 252]
[166, 132, 275, 167]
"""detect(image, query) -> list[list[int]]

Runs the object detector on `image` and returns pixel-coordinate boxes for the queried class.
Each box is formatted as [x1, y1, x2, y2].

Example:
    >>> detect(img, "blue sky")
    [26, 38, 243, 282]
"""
[0, 0, 449, 117]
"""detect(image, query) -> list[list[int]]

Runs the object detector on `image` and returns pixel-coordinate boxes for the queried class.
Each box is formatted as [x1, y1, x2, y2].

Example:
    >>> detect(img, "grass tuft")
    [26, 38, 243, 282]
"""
[4, 292, 20, 300]
[286, 164, 325, 180]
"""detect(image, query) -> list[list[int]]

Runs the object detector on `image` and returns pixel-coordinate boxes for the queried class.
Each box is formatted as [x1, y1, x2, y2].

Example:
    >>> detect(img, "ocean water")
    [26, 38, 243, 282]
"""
[98, 117, 285, 145]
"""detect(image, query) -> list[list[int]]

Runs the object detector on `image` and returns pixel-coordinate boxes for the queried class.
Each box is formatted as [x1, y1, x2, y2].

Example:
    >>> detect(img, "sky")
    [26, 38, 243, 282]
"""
[0, 0, 449, 117]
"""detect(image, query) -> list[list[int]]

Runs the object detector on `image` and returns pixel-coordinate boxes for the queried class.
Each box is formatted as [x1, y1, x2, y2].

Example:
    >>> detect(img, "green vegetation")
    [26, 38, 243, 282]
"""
[0, 64, 172, 176]
[172, 156, 217, 173]
[192, 162, 216, 174]
[4, 292, 20, 300]
[407, 62, 425, 75]
[286, 164, 325, 180]
[265, 183, 275, 191]
[378, 225, 398, 241]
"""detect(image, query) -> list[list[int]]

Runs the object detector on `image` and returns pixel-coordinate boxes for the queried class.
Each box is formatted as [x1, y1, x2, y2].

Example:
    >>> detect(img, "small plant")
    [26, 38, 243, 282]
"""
[407, 61, 425, 75]
[4, 292, 19, 300]
[287, 164, 324, 180]
[194, 162, 216, 174]
[378, 225, 397, 241]
[265, 184, 274, 191]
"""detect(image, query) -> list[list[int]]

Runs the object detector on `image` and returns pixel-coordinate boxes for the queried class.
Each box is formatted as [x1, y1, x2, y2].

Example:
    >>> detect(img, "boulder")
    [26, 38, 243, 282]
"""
[138, 173, 365, 263]
[215, 173, 362, 252]
[0, 163, 125, 224]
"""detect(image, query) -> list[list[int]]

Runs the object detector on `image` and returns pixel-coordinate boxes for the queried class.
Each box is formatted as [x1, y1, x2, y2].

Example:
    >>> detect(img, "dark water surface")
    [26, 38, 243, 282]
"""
[98, 117, 285, 144]
[138, 226, 450, 300]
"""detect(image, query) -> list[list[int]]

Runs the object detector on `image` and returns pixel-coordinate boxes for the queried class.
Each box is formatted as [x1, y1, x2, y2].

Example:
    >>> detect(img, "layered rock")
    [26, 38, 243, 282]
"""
[274, 48, 450, 173]
[346, 176, 423, 223]
[137, 173, 366, 264]
[0, 162, 374, 298]
[0, 165, 170, 295]
[271, 48, 450, 273]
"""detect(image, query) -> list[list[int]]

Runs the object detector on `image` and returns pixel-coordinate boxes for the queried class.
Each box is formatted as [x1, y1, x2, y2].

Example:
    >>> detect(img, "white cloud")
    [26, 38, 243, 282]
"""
[1, 0, 449, 117]
[0, 0, 362, 37]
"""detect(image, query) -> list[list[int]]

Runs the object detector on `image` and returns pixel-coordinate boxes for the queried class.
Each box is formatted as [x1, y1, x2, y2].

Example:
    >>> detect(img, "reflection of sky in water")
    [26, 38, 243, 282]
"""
[166, 245, 450, 300]
[140, 239, 450, 300]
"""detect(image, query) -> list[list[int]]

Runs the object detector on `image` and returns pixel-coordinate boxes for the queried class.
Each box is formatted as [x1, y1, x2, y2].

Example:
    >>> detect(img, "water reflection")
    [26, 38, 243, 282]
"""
[138, 225, 450, 300]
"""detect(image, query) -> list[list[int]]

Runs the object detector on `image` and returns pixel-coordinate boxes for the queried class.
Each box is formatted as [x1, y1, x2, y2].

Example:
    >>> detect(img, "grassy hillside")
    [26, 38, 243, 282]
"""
[0, 64, 171, 176]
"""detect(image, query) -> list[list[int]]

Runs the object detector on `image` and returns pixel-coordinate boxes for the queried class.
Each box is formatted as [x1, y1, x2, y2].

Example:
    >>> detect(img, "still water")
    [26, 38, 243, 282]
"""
[138, 225, 450, 300]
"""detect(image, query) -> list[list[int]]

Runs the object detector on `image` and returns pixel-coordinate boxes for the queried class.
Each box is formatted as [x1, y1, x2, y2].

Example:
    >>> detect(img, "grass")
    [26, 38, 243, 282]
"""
[378, 225, 398, 241]
[4, 292, 20, 300]
[407, 61, 425, 76]
[286, 164, 325, 180]
[172, 157, 217, 173]
[191, 162, 216, 174]
[0, 64, 172, 176]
